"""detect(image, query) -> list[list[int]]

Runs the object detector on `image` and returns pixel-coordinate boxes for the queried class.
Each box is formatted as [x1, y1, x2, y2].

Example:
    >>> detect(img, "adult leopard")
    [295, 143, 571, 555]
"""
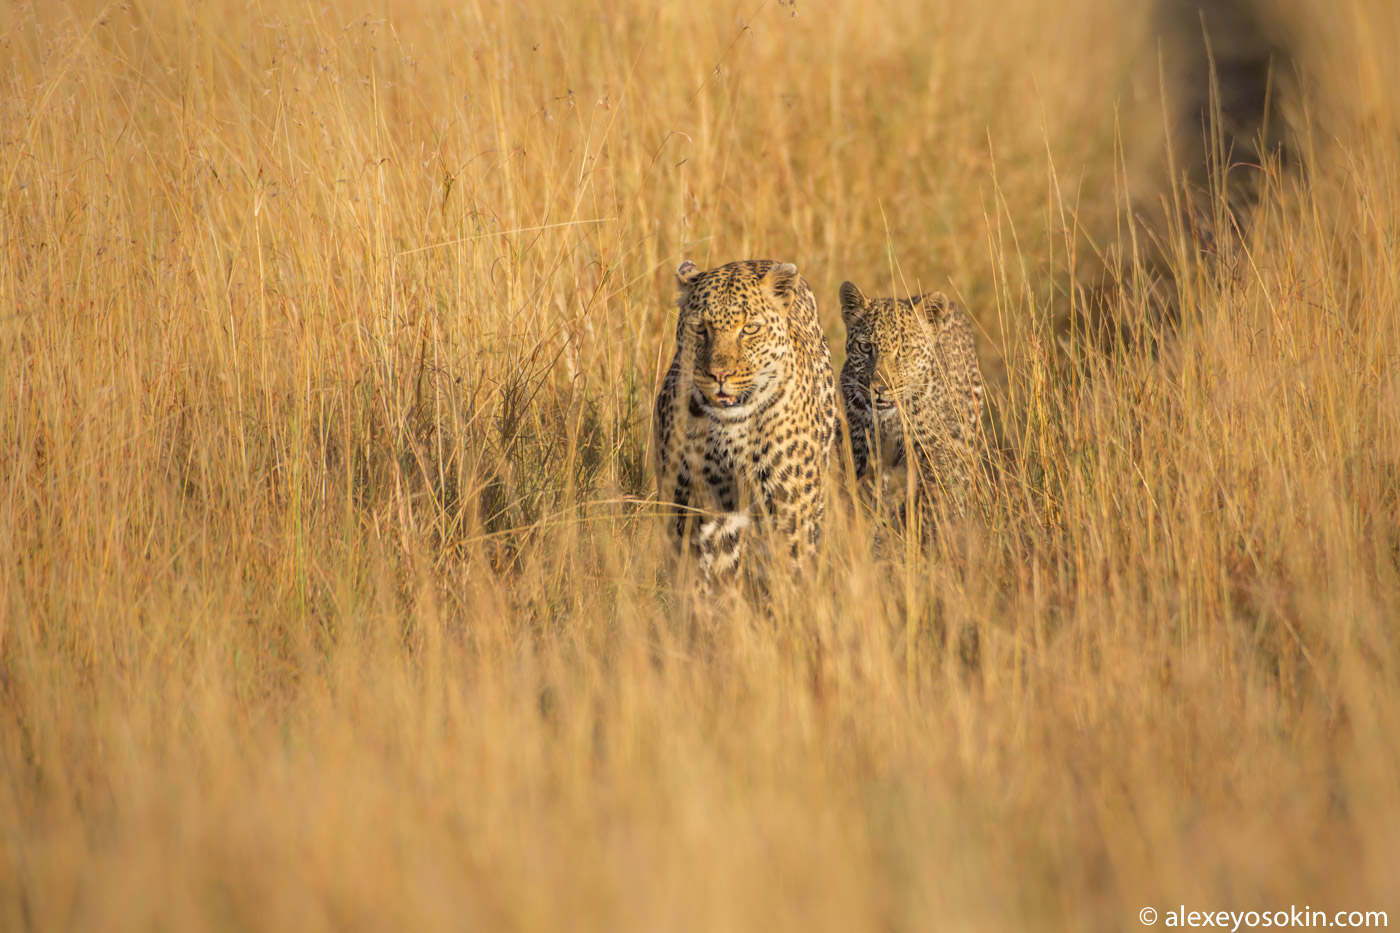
[653, 259, 838, 585]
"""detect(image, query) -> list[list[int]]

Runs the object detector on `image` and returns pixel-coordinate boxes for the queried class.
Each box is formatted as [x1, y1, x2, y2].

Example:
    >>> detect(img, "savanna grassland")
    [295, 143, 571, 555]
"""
[2, 0, 1399, 929]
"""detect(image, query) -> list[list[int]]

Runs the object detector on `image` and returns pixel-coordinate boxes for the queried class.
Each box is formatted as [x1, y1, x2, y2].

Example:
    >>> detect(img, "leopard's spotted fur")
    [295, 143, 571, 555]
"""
[839, 280, 984, 529]
[653, 260, 838, 584]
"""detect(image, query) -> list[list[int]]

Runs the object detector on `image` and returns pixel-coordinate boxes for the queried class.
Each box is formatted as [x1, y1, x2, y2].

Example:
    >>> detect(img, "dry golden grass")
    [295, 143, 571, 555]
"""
[2, 0, 1398, 929]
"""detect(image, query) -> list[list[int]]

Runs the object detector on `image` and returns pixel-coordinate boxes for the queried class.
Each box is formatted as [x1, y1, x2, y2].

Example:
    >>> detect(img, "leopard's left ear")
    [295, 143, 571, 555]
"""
[916, 291, 951, 322]
[839, 280, 868, 325]
[763, 262, 802, 308]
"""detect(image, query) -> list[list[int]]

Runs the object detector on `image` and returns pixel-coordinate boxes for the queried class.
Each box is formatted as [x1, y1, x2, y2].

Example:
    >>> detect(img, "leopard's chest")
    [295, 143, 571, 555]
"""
[693, 387, 810, 494]
[865, 410, 906, 469]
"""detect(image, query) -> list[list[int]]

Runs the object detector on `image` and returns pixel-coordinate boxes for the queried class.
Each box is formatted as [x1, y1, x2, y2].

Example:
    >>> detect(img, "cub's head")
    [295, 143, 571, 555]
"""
[675, 259, 804, 412]
[839, 280, 953, 416]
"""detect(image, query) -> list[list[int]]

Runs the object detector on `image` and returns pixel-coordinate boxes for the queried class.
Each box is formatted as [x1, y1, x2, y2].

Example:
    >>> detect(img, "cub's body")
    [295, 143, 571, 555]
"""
[839, 281, 984, 529]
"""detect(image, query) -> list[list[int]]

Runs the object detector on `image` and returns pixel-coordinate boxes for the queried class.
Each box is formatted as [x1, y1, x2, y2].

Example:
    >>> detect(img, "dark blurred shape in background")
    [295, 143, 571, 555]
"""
[1079, 0, 1303, 345]
[1155, 0, 1298, 223]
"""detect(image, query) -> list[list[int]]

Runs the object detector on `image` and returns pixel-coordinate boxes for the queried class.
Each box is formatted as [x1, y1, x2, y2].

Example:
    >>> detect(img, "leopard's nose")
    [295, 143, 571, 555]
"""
[709, 368, 732, 384]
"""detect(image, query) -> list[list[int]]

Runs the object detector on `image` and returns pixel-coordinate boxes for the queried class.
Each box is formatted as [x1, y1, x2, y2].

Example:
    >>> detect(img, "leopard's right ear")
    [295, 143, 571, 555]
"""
[839, 281, 868, 323]
[676, 260, 702, 291]
[915, 291, 952, 323]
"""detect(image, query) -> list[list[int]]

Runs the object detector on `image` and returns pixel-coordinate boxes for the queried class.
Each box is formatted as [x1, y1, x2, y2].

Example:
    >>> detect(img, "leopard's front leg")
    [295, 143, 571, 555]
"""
[696, 512, 752, 588]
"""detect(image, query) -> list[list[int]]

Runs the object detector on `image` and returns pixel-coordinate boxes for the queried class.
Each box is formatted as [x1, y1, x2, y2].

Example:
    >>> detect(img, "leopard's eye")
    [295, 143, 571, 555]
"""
[741, 321, 762, 336]
[855, 339, 874, 354]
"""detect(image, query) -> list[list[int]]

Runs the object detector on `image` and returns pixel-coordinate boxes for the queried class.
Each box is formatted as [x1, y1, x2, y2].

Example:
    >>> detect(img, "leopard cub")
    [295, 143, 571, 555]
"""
[839, 280, 984, 530]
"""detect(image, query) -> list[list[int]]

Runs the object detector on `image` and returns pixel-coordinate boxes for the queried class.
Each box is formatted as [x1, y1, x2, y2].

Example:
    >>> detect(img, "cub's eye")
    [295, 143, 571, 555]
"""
[854, 339, 874, 354]
[741, 322, 762, 336]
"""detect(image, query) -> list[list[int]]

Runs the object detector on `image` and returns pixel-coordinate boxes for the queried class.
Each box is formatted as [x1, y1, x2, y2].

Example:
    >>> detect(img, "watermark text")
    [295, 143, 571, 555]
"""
[1139, 906, 1387, 930]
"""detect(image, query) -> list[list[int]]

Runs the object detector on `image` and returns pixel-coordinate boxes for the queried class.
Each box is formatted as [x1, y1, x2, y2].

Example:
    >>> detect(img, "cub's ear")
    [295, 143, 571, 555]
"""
[763, 261, 801, 307]
[838, 281, 867, 323]
[916, 291, 951, 322]
[676, 260, 702, 291]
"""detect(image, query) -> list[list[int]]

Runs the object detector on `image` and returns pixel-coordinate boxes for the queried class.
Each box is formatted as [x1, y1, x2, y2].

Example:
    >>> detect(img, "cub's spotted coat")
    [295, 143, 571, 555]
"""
[839, 280, 984, 529]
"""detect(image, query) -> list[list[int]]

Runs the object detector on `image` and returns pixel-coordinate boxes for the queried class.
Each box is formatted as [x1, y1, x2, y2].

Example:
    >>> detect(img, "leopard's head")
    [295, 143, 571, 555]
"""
[839, 280, 952, 420]
[675, 260, 805, 417]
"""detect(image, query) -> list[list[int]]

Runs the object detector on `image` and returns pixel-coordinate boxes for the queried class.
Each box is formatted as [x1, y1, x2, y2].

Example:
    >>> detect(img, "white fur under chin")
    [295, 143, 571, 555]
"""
[875, 405, 904, 426]
[698, 394, 760, 421]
